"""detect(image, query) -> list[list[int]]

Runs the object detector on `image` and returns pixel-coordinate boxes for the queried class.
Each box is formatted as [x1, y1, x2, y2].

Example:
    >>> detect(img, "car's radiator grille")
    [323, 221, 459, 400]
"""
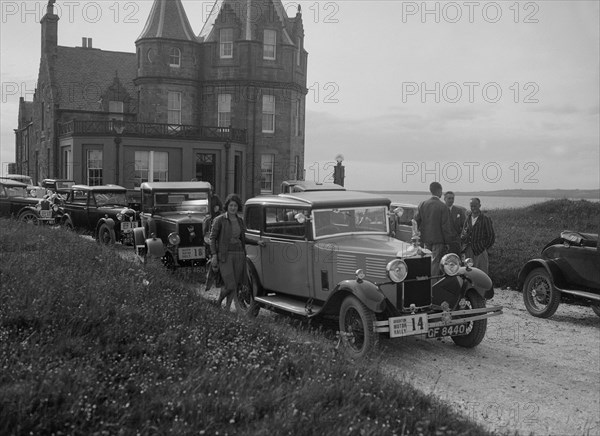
[178, 223, 203, 247]
[398, 256, 432, 309]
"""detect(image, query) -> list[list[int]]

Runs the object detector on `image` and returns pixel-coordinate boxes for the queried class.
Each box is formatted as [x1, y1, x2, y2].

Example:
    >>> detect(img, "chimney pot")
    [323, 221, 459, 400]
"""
[88, 38, 92, 48]
[82, 37, 87, 48]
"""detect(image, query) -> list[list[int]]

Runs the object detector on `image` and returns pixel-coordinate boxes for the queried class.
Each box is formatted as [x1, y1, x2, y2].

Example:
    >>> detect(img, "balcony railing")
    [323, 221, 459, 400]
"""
[58, 120, 246, 143]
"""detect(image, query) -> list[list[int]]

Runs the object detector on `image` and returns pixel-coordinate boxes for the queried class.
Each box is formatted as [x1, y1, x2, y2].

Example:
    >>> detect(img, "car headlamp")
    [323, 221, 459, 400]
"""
[168, 232, 181, 245]
[116, 213, 123, 221]
[52, 205, 59, 212]
[386, 259, 408, 283]
[355, 269, 365, 281]
[441, 253, 461, 276]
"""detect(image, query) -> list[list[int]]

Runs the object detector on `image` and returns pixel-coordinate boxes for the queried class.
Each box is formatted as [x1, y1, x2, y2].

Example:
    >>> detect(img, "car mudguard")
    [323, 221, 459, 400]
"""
[462, 267, 493, 298]
[133, 227, 146, 247]
[145, 236, 166, 257]
[332, 279, 387, 313]
[517, 259, 565, 290]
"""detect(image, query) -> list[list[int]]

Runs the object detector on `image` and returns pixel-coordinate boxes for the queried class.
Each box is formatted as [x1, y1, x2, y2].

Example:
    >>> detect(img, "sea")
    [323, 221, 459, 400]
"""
[363, 193, 599, 210]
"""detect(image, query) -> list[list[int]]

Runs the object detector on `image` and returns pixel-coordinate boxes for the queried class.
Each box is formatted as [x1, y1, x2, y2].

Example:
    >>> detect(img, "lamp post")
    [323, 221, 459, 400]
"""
[112, 119, 125, 185]
[333, 154, 345, 186]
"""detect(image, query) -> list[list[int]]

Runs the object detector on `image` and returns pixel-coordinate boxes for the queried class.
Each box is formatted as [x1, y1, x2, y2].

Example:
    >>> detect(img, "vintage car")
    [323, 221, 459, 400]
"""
[389, 201, 418, 243]
[519, 230, 600, 318]
[281, 180, 346, 193]
[133, 181, 212, 268]
[60, 184, 139, 245]
[0, 179, 61, 225]
[240, 190, 503, 358]
[41, 178, 75, 195]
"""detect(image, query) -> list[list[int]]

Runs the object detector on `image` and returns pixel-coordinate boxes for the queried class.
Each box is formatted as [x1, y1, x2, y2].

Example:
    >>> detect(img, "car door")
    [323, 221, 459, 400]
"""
[66, 190, 91, 229]
[0, 185, 10, 217]
[259, 206, 311, 296]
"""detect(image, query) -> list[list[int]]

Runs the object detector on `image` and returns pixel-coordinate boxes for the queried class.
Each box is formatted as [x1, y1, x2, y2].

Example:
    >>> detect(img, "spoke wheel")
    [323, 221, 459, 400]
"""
[339, 296, 378, 359]
[19, 211, 39, 225]
[522, 267, 560, 318]
[97, 223, 116, 245]
[451, 290, 487, 348]
[237, 262, 260, 317]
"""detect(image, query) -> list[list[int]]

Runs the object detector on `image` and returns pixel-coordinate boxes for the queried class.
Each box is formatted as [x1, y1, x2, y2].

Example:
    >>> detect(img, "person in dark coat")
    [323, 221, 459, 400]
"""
[461, 197, 495, 274]
[209, 194, 247, 309]
[444, 191, 467, 255]
[415, 182, 454, 275]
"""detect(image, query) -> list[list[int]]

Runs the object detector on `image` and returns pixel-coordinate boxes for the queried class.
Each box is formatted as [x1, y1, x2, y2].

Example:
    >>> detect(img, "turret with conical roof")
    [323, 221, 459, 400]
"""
[135, 0, 199, 124]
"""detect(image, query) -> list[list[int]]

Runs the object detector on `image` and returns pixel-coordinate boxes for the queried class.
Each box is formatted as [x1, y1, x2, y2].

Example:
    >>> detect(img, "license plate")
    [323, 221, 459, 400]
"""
[121, 221, 138, 231]
[178, 246, 205, 260]
[389, 314, 429, 338]
[427, 324, 469, 338]
[40, 210, 52, 218]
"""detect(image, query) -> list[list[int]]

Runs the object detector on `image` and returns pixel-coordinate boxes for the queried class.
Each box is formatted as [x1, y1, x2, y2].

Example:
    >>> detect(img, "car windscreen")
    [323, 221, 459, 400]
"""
[56, 181, 75, 189]
[93, 191, 128, 207]
[313, 206, 389, 238]
[5, 186, 28, 197]
[154, 192, 210, 213]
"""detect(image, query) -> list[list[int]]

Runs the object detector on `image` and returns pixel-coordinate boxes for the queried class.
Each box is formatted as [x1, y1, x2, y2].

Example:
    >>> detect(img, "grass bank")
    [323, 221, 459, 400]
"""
[0, 220, 495, 435]
[487, 199, 599, 289]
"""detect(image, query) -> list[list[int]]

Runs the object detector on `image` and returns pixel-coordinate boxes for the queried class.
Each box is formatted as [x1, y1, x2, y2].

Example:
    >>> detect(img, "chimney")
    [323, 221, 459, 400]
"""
[82, 37, 87, 48]
[41, 0, 59, 57]
[88, 38, 93, 48]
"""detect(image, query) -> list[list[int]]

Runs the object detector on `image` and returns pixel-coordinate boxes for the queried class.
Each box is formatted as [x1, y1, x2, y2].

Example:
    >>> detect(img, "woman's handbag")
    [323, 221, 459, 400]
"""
[205, 258, 224, 290]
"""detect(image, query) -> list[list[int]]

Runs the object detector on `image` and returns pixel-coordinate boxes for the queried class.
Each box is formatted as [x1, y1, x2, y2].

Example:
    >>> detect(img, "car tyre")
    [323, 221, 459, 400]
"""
[62, 218, 74, 231]
[451, 290, 487, 348]
[97, 223, 116, 245]
[19, 211, 39, 225]
[241, 263, 260, 318]
[591, 304, 600, 318]
[338, 296, 378, 359]
[522, 267, 560, 318]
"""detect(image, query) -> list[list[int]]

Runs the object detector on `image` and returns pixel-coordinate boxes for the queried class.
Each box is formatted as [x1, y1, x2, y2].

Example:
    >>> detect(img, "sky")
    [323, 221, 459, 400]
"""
[1, 0, 599, 192]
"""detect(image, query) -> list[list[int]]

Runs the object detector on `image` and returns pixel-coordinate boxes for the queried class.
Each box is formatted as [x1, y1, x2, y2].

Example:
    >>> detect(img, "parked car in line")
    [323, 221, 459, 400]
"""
[281, 180, 346, 193]
[0, 179, 61, 225]
[241, 190, 503, 358]
[60, 184, 139, 245]
[41, 178, 75, 195]
[0, 174, 40, 198]
[133, 181, 212, 268]
[389, 201, 418, 242]
[519, 230, 600, 318]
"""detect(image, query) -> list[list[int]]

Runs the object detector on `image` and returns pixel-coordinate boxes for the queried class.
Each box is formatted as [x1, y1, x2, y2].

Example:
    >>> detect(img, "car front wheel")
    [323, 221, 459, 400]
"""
[338, 296, 378, 359]
[451, 290, 487, 348]
[239, 263, 260, 317]
[97, 223, 116, 245]
[591, 304, 600, 318]
[522, 267, 560, 318]
[19, 211, 39, 225]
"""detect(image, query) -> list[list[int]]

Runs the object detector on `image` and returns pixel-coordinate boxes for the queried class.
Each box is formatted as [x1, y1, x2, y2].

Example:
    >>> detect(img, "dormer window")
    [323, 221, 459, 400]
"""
[169, 48, 181, 67]
[219, 28, 233, 59]
[109, 101, 124, 121]
[263, 30, 276, 60]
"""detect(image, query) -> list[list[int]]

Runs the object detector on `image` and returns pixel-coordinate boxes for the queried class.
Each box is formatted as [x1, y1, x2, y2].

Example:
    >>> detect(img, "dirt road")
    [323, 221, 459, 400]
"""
[379, 289, 600, 436]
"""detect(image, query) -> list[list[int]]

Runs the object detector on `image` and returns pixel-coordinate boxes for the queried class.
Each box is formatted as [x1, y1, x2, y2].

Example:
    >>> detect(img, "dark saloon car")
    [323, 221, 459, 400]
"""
[0, 179, 60, 225]
[61, 185, 139, 245]
[519, 230, 600, 318]
[133, 181, 212, 268]
[242, 190, 503, 358]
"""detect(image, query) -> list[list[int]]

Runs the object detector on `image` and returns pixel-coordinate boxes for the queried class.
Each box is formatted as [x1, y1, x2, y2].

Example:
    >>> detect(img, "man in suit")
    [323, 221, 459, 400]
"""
[444, 191, 467, 255]
[461, 197, 495, 274]
[415, 182, 454, 276]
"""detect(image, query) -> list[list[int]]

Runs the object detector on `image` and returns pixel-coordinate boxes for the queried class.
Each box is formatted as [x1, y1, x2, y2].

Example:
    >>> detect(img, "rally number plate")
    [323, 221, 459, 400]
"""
[178, 246, 205, 260]
[121, 221, 138, 231]
[39, 210, 52, 218]
[389, 314, 429, 338]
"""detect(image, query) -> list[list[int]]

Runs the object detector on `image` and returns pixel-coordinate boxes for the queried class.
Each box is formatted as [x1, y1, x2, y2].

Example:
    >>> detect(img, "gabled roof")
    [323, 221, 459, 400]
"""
[137, 0, 197, 42]
[53, 46, 136, 111]
[198, 0, 295, 44]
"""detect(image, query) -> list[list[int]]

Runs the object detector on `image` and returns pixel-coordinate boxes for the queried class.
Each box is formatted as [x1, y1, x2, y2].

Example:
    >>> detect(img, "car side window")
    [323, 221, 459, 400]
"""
[264, 207, 306, 238]
[70, 190, 87, 205]
[245, 206, 262, 232]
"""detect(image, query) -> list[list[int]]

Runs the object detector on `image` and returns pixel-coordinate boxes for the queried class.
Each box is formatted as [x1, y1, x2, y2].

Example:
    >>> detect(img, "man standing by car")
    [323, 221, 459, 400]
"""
[415, 182, 454, 276]
[461, 197, 495, 274]
[444, 191, 466, 255]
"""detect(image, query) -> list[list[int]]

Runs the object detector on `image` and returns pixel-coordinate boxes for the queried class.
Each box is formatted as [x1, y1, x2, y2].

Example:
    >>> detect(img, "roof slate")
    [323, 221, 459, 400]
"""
[137, 0, 197, 42]
[53, 46, 137, 112]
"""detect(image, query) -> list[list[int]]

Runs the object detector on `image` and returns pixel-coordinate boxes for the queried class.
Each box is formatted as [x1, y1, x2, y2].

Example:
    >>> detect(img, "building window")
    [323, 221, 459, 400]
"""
[296, 37, 301, 66]
[62, 149, 72, 179]
[220, 28, 233, 58]
[263, 29, 276, 60]
[218, 94, 231, 128]
[262, 95, 275, 133]
[109, 100, 124, 121]
[169, 47, 181, 67]
[87, 149, 103, 186]
[294, 99, 301, 136]
[260, 154, 274, 194]
[134, 151, 168, 187]
[195, 153, 216, 189]
[168, 92, 182, 125]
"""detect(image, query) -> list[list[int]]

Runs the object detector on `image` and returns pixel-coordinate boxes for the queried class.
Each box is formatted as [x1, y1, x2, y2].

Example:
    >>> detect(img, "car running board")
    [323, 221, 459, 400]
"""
[254, 295, 323, 317]
[556, 287, 600, 302]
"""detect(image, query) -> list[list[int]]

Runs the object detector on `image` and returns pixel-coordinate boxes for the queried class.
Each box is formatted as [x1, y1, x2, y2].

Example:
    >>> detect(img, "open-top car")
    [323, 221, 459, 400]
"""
[241, 190, 503, 358]
[60, 185, 139, 245]
[133, 181, 212, 268]
[519, 230, 600, 318]
[0, 179, 61, 225]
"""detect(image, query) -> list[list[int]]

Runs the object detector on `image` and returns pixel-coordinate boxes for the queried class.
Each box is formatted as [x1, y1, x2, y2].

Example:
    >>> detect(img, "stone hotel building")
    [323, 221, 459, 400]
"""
[14, 0, 308, 199]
